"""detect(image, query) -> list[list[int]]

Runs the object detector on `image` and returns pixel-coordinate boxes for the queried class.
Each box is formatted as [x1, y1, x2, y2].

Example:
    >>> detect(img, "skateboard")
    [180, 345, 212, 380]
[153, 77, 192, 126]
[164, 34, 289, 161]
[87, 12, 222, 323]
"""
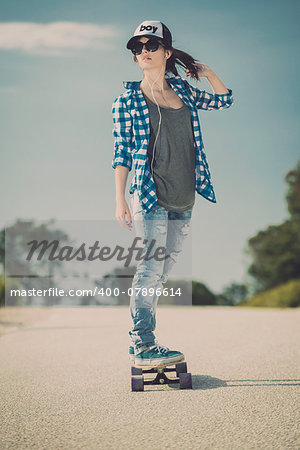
[131, 360, 193, 391]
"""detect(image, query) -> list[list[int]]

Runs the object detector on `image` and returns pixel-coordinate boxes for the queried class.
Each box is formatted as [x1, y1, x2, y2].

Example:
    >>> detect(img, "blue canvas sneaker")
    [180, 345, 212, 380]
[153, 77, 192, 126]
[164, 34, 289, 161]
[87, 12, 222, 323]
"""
[134, 344, 184, 368]
[129, 345, 135, 363]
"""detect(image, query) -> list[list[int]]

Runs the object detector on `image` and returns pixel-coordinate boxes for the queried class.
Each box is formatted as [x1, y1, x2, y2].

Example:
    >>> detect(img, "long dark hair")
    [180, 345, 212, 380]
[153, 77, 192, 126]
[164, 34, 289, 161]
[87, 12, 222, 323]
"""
[165, 47, 200, 80]
[133, 39, 201, 81]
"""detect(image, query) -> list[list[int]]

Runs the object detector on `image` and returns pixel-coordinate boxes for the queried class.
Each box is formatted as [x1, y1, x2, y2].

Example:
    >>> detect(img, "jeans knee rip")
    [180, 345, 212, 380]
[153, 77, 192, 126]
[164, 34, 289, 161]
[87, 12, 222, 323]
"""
[181, 223, 190, 235]
[156, 225, 167, 234]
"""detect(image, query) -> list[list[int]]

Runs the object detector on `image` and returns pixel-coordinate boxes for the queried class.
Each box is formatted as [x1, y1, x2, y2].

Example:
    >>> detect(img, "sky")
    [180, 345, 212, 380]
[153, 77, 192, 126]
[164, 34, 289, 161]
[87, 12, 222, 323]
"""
[1, 0, 299, 294]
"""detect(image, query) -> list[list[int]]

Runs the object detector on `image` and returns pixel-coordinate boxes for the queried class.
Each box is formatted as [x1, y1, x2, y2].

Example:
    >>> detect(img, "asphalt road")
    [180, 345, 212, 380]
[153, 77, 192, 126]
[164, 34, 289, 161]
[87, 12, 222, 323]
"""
[0, 306, 299, 449]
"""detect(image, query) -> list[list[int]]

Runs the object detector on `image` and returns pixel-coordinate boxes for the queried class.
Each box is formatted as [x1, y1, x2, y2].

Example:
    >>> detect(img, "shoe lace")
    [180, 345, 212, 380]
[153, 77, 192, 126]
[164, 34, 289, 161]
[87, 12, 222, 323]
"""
[155, 344, 170, 355]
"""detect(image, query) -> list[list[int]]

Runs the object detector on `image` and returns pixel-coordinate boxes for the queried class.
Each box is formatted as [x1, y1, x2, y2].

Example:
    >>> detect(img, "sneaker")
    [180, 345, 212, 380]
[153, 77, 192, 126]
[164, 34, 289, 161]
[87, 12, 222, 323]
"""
[129, 345, 135, 363]
[134, 344, 184, 368]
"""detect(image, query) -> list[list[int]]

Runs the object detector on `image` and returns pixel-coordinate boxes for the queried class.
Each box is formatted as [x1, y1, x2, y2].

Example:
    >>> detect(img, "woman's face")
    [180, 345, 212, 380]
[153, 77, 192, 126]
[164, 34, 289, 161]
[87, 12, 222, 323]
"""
[134, 36, 167, 71]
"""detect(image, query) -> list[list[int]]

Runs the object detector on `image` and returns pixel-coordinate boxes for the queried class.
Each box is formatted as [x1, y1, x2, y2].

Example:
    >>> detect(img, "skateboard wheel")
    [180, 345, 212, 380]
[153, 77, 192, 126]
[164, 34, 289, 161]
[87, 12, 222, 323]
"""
[131, 366, 143, 376]
[175, 362, 187, 376]
[131, 375, 144, 392]
[179, 372, 192, 389]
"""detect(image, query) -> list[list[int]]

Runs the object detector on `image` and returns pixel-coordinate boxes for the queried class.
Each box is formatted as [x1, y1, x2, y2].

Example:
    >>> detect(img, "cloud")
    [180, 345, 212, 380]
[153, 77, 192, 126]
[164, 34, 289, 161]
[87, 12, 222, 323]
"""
[0, 22, 120, 55]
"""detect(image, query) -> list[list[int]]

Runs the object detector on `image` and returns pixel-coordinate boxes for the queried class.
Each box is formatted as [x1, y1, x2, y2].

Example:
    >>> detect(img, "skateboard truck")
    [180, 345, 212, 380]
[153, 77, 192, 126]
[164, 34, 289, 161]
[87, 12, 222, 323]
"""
[131, 361, 193, 391]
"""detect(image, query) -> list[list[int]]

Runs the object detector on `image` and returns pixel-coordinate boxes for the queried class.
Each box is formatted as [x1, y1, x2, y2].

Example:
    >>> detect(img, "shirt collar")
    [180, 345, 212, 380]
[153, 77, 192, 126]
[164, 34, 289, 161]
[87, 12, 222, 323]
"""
[122, 75, 182, 91]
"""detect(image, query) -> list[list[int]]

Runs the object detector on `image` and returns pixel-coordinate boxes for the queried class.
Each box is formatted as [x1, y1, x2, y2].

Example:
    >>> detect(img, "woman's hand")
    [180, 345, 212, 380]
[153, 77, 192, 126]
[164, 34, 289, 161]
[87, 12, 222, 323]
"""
[115, 198, 132, 230]
[185, 63, 215, 79]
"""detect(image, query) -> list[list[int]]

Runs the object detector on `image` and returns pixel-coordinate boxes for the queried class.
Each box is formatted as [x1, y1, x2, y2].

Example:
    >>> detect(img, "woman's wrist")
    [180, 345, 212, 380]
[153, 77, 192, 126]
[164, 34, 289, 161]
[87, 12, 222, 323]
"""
[116, 193, 126, 202]
[205, 70, 229, 95]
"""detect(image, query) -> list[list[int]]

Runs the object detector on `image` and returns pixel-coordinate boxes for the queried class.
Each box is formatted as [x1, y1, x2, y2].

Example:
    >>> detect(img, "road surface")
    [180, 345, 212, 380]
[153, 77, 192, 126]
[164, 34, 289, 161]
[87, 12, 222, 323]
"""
[0, 306, 299, 449]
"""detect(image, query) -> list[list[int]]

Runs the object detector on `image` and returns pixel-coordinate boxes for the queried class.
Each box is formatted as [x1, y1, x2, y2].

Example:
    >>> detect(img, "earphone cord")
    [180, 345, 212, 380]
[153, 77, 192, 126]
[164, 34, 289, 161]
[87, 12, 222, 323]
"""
[144, 60, 168, 176]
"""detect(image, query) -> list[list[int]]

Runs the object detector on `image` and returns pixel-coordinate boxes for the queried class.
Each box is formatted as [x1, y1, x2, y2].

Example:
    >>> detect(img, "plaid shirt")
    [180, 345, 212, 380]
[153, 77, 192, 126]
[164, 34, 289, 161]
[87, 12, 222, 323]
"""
[112, 75, 234, 213]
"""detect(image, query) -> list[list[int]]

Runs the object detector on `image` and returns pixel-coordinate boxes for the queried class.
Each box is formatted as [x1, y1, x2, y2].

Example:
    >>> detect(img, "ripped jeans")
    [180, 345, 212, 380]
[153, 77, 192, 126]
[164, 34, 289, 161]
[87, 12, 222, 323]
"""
[129, 189, 193, 355]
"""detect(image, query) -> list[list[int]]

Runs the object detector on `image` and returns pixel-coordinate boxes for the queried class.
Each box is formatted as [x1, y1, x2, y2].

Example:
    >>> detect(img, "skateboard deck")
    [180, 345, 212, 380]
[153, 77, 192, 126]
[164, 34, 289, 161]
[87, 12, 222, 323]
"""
[133, 356, 185, 370]
[131, 360, 193, 391]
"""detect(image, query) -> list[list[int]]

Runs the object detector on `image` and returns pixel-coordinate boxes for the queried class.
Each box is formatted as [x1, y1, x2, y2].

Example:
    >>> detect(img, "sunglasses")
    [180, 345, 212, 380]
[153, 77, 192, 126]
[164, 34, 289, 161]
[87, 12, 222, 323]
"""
[130, 38, 165, 55]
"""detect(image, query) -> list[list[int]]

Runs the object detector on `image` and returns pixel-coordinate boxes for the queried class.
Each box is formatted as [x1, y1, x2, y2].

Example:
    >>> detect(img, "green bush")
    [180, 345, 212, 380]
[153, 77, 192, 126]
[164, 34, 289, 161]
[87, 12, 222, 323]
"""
[192, 280, 216, 305]
[0, 276, 25, 307]
[238, 279, 300, 308]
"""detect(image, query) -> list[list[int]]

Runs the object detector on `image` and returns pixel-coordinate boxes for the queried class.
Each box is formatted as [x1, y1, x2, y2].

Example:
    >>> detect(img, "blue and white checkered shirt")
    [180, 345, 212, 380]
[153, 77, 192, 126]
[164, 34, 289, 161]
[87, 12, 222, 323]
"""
[112, 75, 234, 213]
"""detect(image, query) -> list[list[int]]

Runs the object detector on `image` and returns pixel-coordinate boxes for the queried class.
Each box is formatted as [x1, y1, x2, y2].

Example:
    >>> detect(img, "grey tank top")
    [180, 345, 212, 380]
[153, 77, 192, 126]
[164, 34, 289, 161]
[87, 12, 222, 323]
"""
[144, 93, 196, 211]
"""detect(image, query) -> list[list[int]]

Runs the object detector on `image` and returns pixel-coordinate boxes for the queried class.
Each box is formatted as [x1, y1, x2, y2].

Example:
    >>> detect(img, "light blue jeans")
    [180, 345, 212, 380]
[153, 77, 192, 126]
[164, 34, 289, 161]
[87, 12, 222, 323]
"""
[129, 189, 193, 355]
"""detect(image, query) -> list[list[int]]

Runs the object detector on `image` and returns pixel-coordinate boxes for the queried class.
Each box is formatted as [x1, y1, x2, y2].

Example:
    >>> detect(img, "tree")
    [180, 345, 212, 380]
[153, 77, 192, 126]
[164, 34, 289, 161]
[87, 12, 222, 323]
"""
[245, 160, 300, 294]
[219, 282, 249, 305]
[0, 219, 71, 306]
[285, 160, 300, 220]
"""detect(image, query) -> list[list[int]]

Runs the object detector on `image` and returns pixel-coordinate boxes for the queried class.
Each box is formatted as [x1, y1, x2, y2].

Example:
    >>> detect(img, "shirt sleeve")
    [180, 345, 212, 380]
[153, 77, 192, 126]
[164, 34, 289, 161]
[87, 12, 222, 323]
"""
[111, 95, 133, 171]
[183, 80, 234, 111]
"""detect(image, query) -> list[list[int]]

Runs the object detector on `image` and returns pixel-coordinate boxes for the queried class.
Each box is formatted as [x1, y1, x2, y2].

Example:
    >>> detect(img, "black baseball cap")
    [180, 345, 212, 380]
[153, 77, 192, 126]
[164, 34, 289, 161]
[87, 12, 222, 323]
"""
[126, 20, 172, 50]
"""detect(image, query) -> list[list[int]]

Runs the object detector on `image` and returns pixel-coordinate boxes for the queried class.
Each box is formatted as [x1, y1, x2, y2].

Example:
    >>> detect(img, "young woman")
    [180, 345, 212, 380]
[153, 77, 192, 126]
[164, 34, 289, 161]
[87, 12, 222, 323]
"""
[112, 20, 234, 368]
